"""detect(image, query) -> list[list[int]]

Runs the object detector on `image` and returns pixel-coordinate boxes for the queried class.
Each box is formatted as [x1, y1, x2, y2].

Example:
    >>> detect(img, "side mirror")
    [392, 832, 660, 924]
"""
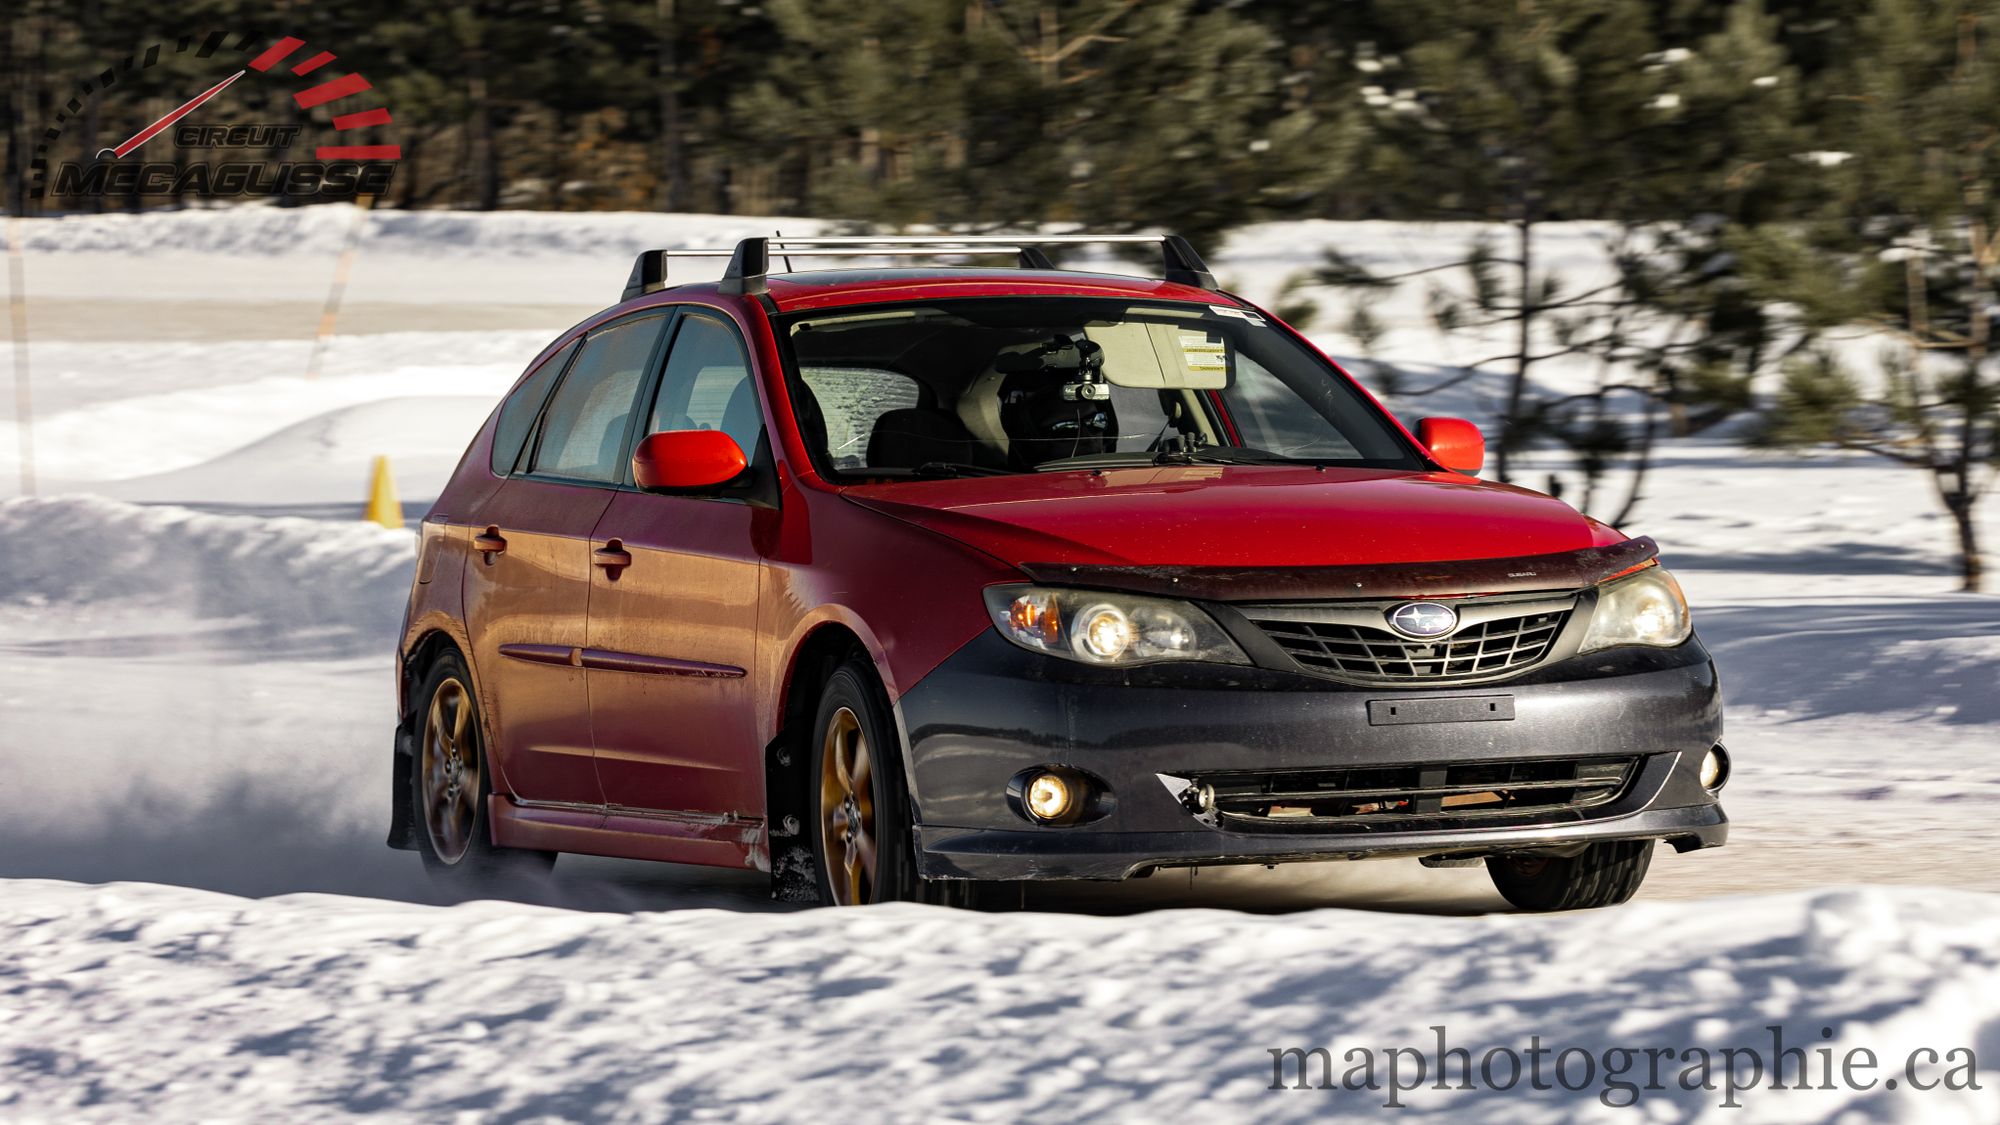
[1416, 416, 1484, 475]
[632, 430, 748, 492]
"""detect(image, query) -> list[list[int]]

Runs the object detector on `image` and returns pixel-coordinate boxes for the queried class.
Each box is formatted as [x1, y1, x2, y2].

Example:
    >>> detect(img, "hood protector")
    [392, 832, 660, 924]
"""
[1019, 536, 1660, 602]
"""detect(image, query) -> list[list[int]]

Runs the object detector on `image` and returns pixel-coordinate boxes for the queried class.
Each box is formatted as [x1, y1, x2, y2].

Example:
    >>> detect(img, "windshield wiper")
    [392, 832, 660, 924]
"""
[908, 461, 1010, 478]
[1153, 443, 1294, 466]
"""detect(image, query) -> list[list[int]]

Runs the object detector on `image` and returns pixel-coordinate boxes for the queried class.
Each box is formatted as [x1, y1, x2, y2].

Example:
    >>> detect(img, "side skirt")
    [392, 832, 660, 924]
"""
[489, 794, 768, 871]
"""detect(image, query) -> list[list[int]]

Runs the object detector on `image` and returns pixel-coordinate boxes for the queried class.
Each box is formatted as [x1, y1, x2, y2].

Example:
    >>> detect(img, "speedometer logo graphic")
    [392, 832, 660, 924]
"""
[28, 30, 401, 202]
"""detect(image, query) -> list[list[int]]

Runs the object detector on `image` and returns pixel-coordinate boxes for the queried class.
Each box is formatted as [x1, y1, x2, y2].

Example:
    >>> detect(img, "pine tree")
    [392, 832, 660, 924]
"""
[1314, 1, 1805, 521]
[735, 0, 1319, 245]
[1759, 0, 2000, 592]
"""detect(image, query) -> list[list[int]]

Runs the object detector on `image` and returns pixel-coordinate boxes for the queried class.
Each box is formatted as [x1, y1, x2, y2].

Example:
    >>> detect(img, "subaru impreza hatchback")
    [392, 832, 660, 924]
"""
[388, 233, 1728, 912]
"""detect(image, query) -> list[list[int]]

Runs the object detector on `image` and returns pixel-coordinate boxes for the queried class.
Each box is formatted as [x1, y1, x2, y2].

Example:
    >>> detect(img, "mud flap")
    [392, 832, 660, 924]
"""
[764, 733, 819, 900]
[386, 722, 417, 851]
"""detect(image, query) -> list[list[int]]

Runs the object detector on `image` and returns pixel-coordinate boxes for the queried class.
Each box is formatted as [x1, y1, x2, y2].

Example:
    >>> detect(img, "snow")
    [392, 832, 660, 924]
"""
[2, 207, 1998, 1119]
[3, 880, 1998, 1122]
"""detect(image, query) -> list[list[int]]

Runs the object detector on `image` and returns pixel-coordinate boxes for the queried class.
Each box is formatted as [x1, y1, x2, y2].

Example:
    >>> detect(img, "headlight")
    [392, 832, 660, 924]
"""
[983, 585, 1250, 666]
[1579, 566, 1692, 653]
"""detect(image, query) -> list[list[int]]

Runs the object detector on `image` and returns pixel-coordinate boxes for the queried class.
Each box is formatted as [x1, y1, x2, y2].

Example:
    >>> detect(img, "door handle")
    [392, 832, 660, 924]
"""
[593, 539, 633, 572]
[473, 527, 508, 559]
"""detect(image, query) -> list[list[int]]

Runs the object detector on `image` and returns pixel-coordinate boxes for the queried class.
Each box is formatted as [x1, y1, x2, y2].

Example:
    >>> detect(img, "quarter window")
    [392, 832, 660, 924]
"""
[490, 339, 579, 475]
[529, 314, 665, 482]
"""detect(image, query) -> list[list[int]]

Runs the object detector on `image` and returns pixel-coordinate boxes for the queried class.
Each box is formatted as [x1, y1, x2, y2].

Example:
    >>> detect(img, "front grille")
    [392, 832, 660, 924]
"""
[1178, 756, 1639, 834]
[1250, 608, 1570, 682]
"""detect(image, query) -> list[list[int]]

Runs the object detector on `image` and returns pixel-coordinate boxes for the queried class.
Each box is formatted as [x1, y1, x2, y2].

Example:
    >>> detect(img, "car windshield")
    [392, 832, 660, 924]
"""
[775, 296, 1422, 480]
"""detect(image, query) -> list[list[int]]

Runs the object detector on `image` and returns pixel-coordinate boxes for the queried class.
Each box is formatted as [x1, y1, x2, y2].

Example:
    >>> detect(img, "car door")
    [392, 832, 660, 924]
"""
[584, 310, 767, 817]
[462, 312, 669, 807]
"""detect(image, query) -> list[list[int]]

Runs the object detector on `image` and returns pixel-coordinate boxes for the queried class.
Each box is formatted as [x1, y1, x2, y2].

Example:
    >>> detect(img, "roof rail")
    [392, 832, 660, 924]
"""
[619, 233, 1215, 301]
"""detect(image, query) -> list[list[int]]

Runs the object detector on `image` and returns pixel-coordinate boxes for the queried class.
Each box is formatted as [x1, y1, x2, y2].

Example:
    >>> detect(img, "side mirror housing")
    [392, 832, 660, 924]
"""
[1416, 416, 1484, 475]
[632, 430, 748, 492]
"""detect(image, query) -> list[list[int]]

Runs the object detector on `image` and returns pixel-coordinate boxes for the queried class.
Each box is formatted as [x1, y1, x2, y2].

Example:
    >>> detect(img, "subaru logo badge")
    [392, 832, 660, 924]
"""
[1386, 601, 1458, 638]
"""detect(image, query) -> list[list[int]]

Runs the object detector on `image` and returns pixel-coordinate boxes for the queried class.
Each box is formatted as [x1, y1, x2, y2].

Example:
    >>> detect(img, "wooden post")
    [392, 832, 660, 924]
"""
[305, 195, 374, 381]
[7, 215, 33, 497]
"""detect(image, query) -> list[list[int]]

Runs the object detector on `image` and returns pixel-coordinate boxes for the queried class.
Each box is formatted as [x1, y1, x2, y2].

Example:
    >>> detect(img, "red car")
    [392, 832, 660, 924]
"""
[388, 234, 1728, 911]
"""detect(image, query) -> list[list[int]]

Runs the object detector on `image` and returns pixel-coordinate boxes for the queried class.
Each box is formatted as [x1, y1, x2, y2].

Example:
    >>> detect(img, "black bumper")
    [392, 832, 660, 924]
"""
[897, 631, 1728, 882]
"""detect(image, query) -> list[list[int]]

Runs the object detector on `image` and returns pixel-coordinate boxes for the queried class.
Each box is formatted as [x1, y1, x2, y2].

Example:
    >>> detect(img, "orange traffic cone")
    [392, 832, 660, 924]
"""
[365, 455, 403, 529]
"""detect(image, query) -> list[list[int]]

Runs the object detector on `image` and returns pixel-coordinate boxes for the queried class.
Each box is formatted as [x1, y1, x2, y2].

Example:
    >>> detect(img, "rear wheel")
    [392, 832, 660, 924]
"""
[809, 656, 988, 907]
[1486, 840, 1653, 912]
[411, 651, 555, 887]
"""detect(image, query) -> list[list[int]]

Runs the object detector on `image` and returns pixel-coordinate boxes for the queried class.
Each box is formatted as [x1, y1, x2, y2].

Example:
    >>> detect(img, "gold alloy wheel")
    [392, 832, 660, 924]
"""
[818, 706, 878, 905]
[421, 677, 481, 864]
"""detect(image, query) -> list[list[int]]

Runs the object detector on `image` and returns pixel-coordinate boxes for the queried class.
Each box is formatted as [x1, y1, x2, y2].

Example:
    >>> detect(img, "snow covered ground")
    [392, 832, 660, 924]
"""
[2, 206, 1997, 1119]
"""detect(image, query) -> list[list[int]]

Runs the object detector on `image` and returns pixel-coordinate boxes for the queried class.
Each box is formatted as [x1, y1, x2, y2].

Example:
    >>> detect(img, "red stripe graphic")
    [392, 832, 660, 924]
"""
[294, 72, 372, 109]
[315, 144, 402, 161]
[331, 107, 393, 130]
[292, 51, 337, 76]
[247, 36, 304, 72]
[107, 70, 245, 158]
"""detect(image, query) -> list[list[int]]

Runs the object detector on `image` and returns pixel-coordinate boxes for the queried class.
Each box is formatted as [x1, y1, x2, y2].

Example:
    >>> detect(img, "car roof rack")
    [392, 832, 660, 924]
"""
[620, 233, 1216, 301]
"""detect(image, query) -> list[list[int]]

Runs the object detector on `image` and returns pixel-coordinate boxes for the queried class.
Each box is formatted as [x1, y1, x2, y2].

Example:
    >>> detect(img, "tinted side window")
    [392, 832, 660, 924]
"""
[530, 314, 665, 482]
[1221, 353, 1365, 460]
[646, 314, 760, 455]
[490, 339, 579, 475]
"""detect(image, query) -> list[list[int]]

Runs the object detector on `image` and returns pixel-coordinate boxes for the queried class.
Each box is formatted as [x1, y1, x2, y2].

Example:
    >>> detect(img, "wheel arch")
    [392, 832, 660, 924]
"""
[763, 619, 902, 899]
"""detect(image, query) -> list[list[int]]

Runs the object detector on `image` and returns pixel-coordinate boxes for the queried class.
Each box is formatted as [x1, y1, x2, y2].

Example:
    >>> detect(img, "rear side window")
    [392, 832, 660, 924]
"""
[490, 339, 579, 475]
[530, 314, 665, 482]
[646, 314, 761, 456]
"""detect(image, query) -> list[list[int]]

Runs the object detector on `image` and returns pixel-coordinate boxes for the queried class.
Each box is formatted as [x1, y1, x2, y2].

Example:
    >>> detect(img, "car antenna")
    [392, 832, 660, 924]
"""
[774, 229, 795, 273]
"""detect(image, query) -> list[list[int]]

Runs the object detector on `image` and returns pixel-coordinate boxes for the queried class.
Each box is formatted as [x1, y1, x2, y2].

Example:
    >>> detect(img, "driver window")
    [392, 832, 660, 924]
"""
[647, 313, 761, 456]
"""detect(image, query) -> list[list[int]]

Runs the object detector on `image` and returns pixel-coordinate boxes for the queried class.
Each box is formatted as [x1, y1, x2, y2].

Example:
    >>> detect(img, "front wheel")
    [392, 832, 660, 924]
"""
[1486, 840, 1654, 912]
[809, 656, 990, 907]
[410, 651, 555, 888]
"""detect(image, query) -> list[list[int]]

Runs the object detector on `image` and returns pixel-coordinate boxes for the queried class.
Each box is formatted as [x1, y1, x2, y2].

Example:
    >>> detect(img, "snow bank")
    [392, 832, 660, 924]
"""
[99, 396, 497, 507]
[0, 495, 411, 642]
[1, 879, 1995, 1122]
[17, 203, 829, 258]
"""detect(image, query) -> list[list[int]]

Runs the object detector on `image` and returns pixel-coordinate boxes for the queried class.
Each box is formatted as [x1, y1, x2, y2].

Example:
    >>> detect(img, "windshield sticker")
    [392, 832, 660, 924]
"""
[1208, 305, 1267, 325]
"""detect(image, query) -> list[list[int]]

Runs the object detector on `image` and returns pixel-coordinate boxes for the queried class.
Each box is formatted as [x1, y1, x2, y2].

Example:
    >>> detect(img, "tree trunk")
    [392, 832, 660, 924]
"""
[1495, 213, 1535, 484]
[1940, 478, 1984, 593]
[467, 69, 500, 211]
[79, 0, 104, 213]
[1609, 392, 1660, 528]
[1, 16, 19, 217]
[1954, 501, 1983, 593]
[655, 0, 683, 213]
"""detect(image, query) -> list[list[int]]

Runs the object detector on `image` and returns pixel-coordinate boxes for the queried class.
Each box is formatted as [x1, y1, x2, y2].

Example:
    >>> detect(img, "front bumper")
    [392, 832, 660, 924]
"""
[898, 631, 1728, 881]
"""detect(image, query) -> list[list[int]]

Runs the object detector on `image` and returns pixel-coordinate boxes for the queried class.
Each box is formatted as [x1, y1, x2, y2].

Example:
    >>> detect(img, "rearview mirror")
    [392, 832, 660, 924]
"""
[633, 430, 748, 492]
[1416, 416, 1484, 475]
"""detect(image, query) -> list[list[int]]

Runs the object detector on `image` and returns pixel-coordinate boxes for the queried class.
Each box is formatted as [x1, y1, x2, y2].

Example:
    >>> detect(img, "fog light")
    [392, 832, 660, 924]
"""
[1025, 771, 1076, 822]
[1700, 744, 1731, 792]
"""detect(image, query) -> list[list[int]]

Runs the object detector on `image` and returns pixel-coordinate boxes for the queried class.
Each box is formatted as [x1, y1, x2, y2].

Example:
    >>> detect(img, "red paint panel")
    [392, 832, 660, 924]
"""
[331, 106, 393, 130]
[247, 36, 304, 72]
[314, 143, 402, 160]
[291, 50, 337, 75]
[841, 465, 1619, 568]
[294, 72, 372, 109]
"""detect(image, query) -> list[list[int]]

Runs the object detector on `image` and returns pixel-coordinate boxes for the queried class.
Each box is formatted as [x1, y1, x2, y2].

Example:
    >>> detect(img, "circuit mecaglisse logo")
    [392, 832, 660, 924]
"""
[31, 30, 400, 200]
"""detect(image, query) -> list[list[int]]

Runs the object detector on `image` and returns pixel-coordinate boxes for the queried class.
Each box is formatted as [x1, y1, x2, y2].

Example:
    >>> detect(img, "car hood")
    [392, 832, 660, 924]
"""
[840, 464, 1623, 569]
